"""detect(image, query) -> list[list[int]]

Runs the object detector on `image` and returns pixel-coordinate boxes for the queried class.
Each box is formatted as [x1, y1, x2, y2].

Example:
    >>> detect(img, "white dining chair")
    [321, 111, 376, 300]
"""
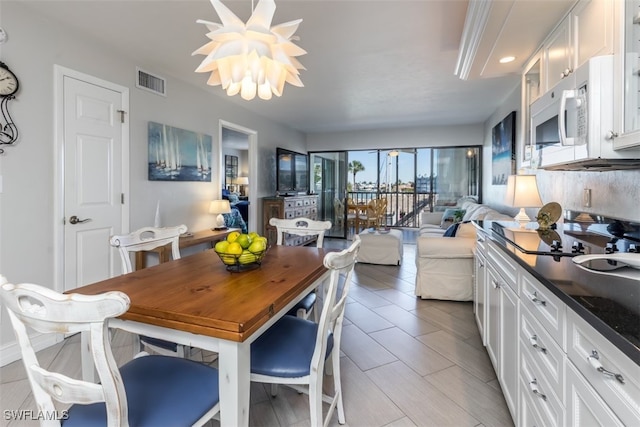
[110, 224, 189, 357]
[269, 217, 332, 321]
[0, 281, 220, 427]
[250, 237, 361, 427]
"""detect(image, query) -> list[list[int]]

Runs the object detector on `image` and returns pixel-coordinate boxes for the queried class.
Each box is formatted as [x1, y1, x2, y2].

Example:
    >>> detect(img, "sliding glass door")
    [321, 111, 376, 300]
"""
[309, 146, 481, 236]
[310, 152, 348, 238]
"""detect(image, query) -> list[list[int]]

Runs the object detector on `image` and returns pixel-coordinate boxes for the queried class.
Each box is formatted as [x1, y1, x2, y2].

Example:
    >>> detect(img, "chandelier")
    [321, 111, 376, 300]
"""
[193, 0, 306, 101]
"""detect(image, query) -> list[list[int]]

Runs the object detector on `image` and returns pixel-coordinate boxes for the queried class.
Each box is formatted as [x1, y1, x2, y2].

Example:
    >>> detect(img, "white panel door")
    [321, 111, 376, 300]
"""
[63, 76, 123, 291]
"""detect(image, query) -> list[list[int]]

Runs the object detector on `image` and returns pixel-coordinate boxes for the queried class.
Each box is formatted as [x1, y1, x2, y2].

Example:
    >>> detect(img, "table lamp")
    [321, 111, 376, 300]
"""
[237, 176, 249, 196]
[504, 174, 543, 226]
[209, 199, 231, 230]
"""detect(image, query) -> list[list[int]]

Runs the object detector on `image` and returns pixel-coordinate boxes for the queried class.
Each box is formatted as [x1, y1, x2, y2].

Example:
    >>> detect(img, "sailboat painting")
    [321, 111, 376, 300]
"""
[148, 122, 212, 182]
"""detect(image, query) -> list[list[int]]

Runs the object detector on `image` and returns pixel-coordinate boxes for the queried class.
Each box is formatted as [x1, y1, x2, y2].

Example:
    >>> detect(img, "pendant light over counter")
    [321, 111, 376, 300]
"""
[193, 0, 306, 101]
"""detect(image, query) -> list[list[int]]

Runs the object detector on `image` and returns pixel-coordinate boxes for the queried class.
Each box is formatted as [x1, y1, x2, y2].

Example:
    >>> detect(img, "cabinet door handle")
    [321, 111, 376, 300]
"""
[529, 335, 548, 354]
[588, 350, 625, 384]
[529, 379, 547, 400]
[528, 291, 546, 306]
[491, 279, 501, 289]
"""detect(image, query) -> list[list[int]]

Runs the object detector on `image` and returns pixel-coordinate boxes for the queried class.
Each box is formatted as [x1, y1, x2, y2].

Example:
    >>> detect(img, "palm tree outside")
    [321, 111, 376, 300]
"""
[348, 161, 365, 190]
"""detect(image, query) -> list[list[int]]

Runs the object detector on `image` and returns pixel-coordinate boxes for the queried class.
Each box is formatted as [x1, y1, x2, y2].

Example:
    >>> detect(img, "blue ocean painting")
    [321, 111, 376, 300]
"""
[491, 112, 515, 185]
[148, 122, 212, 182]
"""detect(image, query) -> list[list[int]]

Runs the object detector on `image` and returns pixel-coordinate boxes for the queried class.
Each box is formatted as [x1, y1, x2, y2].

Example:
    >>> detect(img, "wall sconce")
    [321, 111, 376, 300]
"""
[209, 199, 231, 230]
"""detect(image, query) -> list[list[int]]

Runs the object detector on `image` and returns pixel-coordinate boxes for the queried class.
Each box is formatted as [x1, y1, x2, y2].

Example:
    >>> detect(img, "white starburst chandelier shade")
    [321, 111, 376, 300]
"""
[193, 0, 306, 100]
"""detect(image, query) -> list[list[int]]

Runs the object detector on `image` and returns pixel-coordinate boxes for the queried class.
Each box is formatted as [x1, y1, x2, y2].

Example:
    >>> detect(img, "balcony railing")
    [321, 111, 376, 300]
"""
[347, 191, 432, 228]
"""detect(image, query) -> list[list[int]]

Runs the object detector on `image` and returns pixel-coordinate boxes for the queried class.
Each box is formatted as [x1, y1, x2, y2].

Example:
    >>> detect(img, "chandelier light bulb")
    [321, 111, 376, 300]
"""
[193, 0, 306, 100]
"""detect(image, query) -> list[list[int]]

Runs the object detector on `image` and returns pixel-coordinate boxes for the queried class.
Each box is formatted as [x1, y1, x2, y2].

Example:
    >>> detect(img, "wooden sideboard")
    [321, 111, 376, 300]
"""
[134, 228, 239, 270]
[262, 195, 318, 246]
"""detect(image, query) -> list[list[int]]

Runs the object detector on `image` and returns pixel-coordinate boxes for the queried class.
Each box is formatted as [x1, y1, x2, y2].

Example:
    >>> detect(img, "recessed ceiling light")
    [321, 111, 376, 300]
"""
[499, 56, 516, 64]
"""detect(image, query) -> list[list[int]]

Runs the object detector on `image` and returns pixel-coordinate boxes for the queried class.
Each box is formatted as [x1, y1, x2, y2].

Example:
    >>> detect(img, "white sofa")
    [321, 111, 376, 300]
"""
[415, 199, 512, 301]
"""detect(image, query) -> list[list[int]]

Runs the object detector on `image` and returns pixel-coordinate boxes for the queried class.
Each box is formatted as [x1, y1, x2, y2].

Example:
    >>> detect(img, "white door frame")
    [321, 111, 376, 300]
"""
[219, 120, 258, 229]
[53, 65, 130, 294]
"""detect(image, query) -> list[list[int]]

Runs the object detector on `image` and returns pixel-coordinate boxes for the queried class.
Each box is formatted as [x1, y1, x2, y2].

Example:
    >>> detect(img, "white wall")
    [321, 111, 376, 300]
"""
[0, 2, 305, 363]
[482, 86, 640, 223]
[307, 124, 484, 151]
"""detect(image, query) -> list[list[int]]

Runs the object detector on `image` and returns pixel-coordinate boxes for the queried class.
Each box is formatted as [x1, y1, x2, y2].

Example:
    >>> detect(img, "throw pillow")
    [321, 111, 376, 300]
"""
[228, 193, 240, 204]
[440, 208, 457, 228]
[443, 222, 460, 237]
[440, 208, 466, 228]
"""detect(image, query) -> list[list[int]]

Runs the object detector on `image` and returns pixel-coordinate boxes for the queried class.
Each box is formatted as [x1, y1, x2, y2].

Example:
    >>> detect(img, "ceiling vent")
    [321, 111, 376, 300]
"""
[136, 67, 166, 96]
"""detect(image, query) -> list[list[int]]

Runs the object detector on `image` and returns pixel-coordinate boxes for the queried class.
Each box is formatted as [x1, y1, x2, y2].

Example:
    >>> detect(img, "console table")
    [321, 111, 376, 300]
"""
[134, 228, 240, 270]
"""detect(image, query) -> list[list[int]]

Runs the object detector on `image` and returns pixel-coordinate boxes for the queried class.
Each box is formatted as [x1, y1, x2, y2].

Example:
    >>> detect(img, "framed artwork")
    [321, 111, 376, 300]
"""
[225, 155, 238, 190]
[148, 121, 212, 181]
[491, 111, 516, 185]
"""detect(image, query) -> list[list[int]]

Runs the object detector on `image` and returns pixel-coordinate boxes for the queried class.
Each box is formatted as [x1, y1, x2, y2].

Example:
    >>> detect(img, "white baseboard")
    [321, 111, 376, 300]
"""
[1, 333, 62, 367]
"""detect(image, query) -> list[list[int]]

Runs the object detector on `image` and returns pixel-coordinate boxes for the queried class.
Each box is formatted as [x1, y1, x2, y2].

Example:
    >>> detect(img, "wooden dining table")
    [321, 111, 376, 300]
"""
[72, 245, 330, 427]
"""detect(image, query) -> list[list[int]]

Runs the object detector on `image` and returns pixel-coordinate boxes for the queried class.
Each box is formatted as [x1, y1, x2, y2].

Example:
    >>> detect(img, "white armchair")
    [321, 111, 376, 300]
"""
[415, 222, 476, 301]
[415, 199, 513, 301]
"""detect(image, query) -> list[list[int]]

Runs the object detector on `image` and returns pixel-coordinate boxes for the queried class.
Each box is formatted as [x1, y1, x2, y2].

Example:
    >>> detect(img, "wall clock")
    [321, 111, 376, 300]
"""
[0, 61, 19, 153]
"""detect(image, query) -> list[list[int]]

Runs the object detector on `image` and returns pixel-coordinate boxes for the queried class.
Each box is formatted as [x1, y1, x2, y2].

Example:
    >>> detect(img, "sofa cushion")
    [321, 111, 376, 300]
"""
[456, 222, 477, 238]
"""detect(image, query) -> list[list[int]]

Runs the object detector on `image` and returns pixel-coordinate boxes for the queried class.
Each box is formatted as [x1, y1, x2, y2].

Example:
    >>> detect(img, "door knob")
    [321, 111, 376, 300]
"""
[69, 215, 91, 224]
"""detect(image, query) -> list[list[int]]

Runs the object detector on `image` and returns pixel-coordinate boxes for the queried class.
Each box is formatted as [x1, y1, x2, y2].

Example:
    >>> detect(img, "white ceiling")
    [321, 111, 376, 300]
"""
[19, 0, 575, 134]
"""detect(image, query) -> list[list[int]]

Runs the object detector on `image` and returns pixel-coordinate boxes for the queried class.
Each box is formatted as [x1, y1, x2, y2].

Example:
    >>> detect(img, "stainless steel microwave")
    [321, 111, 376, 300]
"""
[531, 55, 640, 171]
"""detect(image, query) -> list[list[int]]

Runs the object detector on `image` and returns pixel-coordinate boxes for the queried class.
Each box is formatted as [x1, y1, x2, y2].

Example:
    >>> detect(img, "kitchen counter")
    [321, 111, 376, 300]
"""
[475, 220, 640, 365]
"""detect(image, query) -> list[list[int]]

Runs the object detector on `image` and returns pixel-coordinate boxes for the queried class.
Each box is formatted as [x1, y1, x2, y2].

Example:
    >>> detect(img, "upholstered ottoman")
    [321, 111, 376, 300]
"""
[356, 229, 403, 265]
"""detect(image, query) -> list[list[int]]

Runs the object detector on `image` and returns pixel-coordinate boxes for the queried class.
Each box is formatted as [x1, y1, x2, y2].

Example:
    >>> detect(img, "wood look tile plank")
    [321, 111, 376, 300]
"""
[424, 365, 514, 427]
[416, 330, 496, 383]
[374, 288, 421, 311]
[412, 304, 479, 340]
[366, 360, 480, 426]
[339, 356, 405, 427]
[348, 285, 393, 309]
[383, 417, 419, 427]
[340, 324, 397, 371]
[345, 302, 394, 333]
[372, 304, 440, 337]
[370, 327, 455, 376]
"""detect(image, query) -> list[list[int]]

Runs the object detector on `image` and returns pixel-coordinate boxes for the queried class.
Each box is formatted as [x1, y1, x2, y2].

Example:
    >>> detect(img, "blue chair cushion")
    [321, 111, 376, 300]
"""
[63, 355, 219, 427]
[251, 315, 333, 378]
[140, 335, 179, 353]
[287, 292, 316, 316]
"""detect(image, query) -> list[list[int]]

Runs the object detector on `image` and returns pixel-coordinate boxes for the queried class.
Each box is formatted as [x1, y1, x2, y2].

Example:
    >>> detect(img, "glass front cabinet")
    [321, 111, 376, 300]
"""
[613, 0, 640, 149]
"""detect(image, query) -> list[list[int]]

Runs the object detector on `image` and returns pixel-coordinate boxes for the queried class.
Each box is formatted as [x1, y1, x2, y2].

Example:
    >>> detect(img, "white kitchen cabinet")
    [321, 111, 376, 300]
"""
[566, 309, 640, 425]
[473, 232, 487, 343]
[544, 16, 573, 91]
[573, 0, 615, 68]
[476, 226, 639, 426]
[613, 0, 640, 149]
[566, 362, 624, 426]
[485, 240, 519, 420]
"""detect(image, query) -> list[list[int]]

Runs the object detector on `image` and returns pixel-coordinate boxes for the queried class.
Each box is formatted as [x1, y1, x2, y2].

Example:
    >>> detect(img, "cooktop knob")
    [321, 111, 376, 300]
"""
[605, 242, 619, 254]
[571, 241, 585, 254]
[550, 240, 563, 252]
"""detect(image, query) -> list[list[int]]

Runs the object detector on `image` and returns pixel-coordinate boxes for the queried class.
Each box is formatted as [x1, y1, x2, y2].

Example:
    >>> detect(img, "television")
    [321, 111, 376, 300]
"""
[276, 147, 309, 195]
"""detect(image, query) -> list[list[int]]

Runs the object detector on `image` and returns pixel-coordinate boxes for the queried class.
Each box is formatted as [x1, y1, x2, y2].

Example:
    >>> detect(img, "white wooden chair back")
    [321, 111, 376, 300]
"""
[313, 237, 360, 374]
[269, 217, 332, 248]
[110, 225, 187, 273]
[0, 281, 131, 427]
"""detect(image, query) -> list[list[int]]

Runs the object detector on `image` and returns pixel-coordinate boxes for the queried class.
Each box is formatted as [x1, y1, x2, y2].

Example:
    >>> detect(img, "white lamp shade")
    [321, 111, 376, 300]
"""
[209, 199, 231, 214]
[504, 175, 543, 225]
[236, 176, 249, 185]
[209, 199, 231, 230]
[504, 175, 543, 208]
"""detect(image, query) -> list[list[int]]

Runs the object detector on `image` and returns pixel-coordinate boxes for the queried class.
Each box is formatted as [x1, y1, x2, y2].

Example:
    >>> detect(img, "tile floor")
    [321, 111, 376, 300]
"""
[0, 232, 514, 427]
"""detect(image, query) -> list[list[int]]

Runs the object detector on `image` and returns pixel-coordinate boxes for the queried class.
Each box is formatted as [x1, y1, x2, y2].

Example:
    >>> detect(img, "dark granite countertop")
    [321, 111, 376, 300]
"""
[474, 220, 640, 366]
